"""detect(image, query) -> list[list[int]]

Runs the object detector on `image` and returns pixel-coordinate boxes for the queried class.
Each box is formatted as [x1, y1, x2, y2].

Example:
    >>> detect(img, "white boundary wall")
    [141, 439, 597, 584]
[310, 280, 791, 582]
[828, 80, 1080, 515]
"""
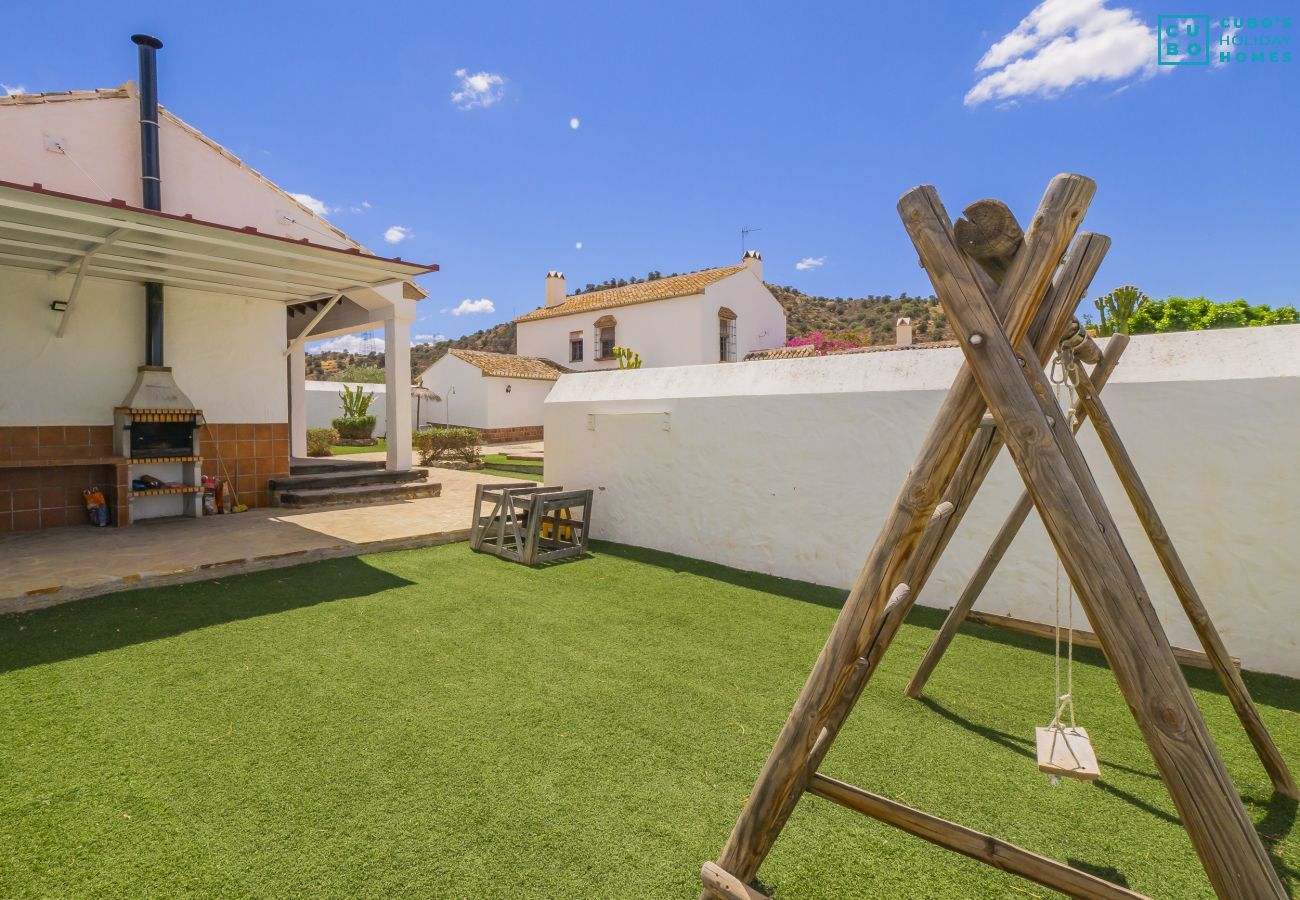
[306, 382, 424, 436]
[545, 325, 1300, 677]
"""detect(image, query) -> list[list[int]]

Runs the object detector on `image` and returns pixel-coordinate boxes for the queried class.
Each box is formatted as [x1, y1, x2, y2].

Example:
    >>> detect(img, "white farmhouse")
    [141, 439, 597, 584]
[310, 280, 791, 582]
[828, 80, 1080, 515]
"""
[515, 251, 787, 369]
[416, 350, 571, 443]
[0, 36, 434, 532]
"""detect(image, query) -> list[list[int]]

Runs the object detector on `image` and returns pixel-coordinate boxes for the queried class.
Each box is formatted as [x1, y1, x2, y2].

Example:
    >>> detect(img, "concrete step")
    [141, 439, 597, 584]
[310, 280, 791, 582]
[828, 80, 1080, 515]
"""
[289, 458, 386, 476]
[270, 468, 428, 492]
[277, 480, 442, 509]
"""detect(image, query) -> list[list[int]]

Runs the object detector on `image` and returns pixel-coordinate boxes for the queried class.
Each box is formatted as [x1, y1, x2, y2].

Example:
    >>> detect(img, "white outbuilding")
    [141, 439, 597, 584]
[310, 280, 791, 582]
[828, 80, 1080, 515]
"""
[416, 349, 571, 443]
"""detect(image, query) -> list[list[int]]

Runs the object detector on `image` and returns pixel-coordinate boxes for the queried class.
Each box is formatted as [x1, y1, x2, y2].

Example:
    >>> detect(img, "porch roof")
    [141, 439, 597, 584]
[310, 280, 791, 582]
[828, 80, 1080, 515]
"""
[0, 180, 437, 305]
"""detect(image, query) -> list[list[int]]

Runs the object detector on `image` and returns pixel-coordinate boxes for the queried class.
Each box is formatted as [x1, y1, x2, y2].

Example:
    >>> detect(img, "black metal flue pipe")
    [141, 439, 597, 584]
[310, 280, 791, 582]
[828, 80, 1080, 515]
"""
[132, 33, 165, 366]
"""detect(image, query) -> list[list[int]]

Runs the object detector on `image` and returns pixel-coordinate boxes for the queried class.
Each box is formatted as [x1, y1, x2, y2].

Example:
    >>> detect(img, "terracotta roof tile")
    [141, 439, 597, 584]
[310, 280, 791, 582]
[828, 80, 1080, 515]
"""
[449, 349, 574, 381]
[743, 345, 817, 361]
[827, 340, 960, 355]
[744, 340, 960, 362]
[514, 265, 746, 323]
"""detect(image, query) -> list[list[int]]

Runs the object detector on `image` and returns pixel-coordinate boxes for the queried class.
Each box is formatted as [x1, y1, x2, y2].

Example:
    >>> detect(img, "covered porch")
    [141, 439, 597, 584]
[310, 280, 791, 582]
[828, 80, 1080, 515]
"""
[0, 180, 435, 530]
[284, 280, 428, 471]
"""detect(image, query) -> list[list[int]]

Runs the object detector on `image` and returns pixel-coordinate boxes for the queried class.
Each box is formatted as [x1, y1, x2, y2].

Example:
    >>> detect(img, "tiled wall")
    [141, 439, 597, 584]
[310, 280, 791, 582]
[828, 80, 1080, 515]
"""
[0, 462, 122, 532]
[0, 425, 115, 461]
[200, 423, 290, 509]
[0, 426, 124, 533]
[0, 422, 289, 533]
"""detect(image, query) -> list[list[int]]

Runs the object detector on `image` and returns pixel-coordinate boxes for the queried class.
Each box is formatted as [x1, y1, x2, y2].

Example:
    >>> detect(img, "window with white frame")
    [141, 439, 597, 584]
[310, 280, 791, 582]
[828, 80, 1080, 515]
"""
[569, 330, 584, 362]
[718, 307, 738, 362]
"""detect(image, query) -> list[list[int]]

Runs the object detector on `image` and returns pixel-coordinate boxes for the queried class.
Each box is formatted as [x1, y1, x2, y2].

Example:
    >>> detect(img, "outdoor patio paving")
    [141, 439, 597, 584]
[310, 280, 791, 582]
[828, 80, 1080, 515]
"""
[0, 466, 535, 611]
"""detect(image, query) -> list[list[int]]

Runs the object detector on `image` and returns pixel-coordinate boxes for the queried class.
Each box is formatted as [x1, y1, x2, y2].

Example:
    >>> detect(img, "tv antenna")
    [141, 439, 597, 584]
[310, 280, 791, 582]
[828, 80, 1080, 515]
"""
[741, 225, 762, 254]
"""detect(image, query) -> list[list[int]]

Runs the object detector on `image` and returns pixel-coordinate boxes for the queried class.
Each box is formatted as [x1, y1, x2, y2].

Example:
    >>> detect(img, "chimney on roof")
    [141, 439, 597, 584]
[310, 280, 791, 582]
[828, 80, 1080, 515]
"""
[545, 270, 566, 307]
[896, 317, 913, 347]
[742, 249, 763, 282]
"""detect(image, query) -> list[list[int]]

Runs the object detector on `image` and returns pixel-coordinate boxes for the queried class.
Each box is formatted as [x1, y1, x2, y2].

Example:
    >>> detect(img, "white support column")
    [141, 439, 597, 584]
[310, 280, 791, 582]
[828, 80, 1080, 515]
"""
[289, 342, 307, 459]
[384, 314, 413, 470]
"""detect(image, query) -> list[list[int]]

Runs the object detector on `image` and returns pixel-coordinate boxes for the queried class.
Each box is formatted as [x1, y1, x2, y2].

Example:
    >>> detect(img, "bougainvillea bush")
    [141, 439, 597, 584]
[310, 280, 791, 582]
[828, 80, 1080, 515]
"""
[786, 331, 870, 354]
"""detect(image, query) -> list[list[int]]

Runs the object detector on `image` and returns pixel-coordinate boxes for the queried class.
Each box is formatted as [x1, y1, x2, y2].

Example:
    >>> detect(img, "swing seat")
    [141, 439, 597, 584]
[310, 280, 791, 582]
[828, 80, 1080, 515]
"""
[1035, 725, 1100, 781]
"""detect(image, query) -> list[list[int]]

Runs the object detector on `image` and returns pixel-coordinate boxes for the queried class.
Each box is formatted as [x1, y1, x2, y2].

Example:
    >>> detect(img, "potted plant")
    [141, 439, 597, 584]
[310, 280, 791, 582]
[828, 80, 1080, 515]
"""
[332, 384, 378, 445]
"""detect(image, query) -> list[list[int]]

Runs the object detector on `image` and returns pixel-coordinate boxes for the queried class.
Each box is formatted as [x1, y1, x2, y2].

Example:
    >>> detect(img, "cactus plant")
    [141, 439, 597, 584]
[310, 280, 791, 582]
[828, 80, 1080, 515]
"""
[613, 346, 642, 369]
[1093, 285, 1151, 336]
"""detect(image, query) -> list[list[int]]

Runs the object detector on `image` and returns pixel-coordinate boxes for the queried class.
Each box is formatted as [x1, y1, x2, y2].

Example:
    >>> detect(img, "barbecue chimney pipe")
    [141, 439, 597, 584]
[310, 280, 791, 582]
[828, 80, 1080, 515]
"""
[132, 33, 165, 366]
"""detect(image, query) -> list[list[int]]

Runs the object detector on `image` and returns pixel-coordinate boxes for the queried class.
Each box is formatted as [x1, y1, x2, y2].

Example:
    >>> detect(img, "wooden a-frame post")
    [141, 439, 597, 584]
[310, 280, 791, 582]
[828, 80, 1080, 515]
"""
[699, 175, 1287, 899]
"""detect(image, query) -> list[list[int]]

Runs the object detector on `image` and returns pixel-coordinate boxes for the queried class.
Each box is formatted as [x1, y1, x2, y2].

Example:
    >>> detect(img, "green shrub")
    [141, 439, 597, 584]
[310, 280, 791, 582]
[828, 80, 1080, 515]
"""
[306, 428, 338, 457]
[332, 415, 377, 440]
[415, 427, 482, 466]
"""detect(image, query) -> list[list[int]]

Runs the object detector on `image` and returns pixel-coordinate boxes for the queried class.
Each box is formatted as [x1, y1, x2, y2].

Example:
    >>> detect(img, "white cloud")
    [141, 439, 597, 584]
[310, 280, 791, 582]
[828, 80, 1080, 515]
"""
[965, 0, 1161, 107]
[795, 256, 827, 271]
[289, 192, 333, 216]
[384, 225, 412, 244]
[414, 333, 447, 343]
[444, 298, 496, 316]
[452, 69, 505, 109]
[311, 334, 384, 353]
[570, 117, 581, 129]
[575, 241, 583, 249]
[3, 83, 28, 96]
[361, 200, 372, 209]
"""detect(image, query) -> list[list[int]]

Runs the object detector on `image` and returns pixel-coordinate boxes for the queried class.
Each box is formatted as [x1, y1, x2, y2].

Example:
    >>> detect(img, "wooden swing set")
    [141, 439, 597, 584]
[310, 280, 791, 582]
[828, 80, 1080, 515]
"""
[698, 174, 1295, 900]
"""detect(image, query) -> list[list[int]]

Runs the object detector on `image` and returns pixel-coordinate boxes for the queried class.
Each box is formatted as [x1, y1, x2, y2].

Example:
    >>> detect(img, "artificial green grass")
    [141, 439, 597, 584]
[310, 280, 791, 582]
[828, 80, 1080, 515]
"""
[1, 543, 1295, 898]
[329, 438, 387, 456]
[481, 453, 542, 469]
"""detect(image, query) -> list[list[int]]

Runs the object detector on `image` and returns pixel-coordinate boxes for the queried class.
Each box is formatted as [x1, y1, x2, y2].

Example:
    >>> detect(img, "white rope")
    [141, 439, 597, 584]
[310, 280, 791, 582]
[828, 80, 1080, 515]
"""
[1045, 351, 1084, 775]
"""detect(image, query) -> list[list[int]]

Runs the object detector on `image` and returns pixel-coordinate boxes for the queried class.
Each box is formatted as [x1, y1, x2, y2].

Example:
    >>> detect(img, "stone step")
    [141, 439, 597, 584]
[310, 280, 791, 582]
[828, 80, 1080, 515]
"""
[277, 481, 442, 509]
[270, 468, 428, 492]
[289, 458, 386, 476]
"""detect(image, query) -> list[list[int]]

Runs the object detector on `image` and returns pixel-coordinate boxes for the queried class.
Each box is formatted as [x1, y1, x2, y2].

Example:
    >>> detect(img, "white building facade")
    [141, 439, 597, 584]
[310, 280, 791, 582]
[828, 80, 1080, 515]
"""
[417, 350, 569, 442]
[515, 251, 787, 371]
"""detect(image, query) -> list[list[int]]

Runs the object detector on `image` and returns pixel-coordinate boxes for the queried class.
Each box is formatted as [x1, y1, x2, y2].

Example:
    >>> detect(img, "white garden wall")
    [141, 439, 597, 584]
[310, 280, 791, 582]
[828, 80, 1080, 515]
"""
[545, 325, 1300, 677]
[305, 382, 425, 436]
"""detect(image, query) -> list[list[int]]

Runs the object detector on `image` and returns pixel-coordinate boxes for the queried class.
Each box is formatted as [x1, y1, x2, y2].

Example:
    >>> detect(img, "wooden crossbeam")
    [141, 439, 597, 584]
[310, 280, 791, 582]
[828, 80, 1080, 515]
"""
[962, 608, 1238, 672]
[806, 774, 1149, 900]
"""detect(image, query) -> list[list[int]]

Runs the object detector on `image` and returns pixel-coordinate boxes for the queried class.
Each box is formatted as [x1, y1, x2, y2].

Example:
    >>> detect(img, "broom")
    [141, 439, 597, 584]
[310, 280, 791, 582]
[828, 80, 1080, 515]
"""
[202, 424, 249, 513]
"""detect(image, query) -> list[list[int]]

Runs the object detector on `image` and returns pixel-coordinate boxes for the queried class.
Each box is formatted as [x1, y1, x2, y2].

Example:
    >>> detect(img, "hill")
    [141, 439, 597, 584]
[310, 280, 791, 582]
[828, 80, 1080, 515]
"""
[305, 321, 516, 382]
[304, 283, 949, 380]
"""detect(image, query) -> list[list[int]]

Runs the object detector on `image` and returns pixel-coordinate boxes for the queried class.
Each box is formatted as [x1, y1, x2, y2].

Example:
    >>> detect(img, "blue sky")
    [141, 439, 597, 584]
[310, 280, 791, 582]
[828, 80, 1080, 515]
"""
[3, 1, 1295, 349]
